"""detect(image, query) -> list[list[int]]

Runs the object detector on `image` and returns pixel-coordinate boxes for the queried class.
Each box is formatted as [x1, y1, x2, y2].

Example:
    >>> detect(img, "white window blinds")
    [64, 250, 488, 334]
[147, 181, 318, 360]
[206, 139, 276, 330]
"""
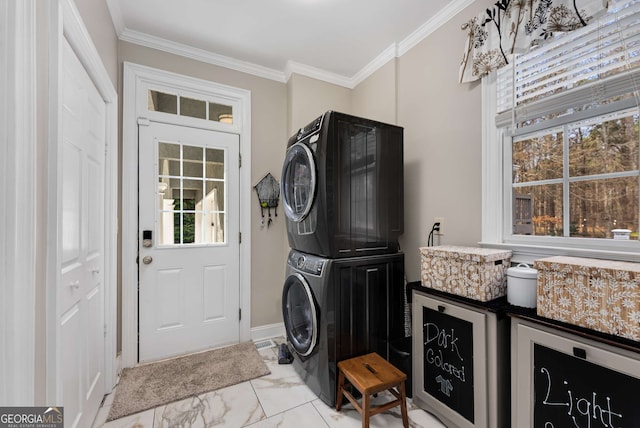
[496, 0, 640, 135]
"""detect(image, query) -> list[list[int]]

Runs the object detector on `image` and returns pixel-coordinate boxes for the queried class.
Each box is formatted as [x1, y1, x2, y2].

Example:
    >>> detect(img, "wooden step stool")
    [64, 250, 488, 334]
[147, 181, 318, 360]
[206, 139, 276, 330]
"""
[336, 352, 408, 428]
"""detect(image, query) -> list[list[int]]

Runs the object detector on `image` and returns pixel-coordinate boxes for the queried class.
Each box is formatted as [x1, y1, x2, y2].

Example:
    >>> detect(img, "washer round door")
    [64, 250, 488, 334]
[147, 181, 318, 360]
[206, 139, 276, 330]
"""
[282, 273, 318, 357]
[281, 142, 316, 222]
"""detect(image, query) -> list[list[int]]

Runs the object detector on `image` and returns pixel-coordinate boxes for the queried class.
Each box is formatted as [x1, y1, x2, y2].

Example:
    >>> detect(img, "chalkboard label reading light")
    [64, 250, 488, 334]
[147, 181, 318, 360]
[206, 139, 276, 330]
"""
[534, 344, 640, 428]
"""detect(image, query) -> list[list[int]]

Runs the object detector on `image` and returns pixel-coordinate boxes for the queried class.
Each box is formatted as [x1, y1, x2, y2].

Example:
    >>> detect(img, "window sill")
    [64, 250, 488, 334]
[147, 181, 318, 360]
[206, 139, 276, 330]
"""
[479, 241, 640, 265]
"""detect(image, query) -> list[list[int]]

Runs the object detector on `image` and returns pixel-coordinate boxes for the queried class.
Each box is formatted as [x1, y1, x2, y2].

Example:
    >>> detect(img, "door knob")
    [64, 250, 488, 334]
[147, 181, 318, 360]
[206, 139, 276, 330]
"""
[142, 256, 153, 264]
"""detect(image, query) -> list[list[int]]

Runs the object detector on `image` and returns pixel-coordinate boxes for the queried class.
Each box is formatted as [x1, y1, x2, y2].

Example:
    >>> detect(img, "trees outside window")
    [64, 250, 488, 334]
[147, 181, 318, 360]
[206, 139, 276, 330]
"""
[512, 112, 639, 240]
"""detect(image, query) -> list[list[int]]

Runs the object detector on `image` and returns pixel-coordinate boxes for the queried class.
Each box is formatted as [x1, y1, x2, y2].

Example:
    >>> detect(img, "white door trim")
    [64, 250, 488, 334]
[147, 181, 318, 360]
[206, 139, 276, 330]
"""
[45, 0, 119, 401]
[0, 0, 37, 405]
[121, 62, 252, 368]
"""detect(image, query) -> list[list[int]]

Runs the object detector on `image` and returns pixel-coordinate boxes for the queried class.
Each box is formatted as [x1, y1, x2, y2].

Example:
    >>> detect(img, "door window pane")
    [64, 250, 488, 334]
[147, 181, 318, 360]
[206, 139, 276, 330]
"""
[182, 179, 204, 206]
[177, 206, 196, 244]
[183, 146, 204, 179]
[206, 148, 225, 179]
[205, 181, 225, 212]
[158, 142, 180, 176]
[157, 142, 226, 246]
[205, 213, 225, 243]
[157, 179, 175, 245]
[205, 181, 224, 243]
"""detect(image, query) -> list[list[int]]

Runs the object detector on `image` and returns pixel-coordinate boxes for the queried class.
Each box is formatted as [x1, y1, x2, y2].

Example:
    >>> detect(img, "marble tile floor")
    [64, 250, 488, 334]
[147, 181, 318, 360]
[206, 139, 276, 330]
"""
[92, 340, 446, 428]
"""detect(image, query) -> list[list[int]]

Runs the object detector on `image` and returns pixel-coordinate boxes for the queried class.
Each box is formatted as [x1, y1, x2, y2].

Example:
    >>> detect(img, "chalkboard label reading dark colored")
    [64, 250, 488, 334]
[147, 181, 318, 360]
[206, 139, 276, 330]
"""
[422, 307, 474, 423]
[534, 344, 640, 428]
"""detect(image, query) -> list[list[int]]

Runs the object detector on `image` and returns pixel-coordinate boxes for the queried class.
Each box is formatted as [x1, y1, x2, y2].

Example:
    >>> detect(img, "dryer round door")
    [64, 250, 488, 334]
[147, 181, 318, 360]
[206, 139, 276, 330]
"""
[281, 142, 316, 222]
[282, 273, 318, 357]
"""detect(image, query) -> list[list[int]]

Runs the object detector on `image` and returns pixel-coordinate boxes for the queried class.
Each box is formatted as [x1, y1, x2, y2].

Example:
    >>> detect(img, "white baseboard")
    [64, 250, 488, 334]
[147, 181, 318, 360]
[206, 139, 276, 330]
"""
[251, 323, 285, 342]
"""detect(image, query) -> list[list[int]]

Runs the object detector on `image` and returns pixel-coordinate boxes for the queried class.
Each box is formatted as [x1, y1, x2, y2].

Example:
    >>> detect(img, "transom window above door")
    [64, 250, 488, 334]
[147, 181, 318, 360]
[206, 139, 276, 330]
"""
[148, 89, 234, 124]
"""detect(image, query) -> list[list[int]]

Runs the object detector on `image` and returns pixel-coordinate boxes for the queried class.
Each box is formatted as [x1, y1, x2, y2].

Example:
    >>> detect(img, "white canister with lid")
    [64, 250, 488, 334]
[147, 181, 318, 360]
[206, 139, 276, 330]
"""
[506, 263, 538, 308]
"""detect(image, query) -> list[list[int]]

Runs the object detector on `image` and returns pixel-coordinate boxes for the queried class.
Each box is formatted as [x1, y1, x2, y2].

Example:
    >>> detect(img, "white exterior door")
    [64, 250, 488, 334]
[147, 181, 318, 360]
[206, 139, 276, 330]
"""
[138, 121, 240, 362]
[59, 38, 106, 428]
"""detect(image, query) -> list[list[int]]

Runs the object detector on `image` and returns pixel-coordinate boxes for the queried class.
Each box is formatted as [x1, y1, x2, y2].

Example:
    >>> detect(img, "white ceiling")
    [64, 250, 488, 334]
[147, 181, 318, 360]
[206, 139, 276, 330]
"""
[106, 0, 471, 87]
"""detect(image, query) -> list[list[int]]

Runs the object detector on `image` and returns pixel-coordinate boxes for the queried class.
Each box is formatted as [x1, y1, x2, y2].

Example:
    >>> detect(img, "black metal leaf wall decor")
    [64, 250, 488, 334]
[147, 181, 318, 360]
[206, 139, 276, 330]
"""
[254, 173, 280, 227]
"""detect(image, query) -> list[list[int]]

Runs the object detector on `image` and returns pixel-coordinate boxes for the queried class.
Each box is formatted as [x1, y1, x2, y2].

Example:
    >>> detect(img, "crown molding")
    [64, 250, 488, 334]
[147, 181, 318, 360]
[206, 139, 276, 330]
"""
[398, 0, 475, 57]
[119, 28, 287, 83]
[350, 0, 474, 87]
[110, 0, 472, 88]
[350, 43, 399, 88]
[284, 61, 354, 89]
[105, 0, 125, 36]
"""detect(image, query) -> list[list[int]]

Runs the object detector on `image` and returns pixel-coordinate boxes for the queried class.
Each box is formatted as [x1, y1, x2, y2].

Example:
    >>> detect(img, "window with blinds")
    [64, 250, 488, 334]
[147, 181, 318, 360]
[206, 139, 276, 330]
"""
[498, 0, 640, 242]
[497, 0, 640, 131]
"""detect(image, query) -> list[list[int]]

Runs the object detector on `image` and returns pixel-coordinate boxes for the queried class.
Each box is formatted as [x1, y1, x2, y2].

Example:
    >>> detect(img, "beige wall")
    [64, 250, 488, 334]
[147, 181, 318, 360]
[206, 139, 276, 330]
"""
[118, 42, 289, 329]
[74, 0, 118, 86]
[349, 0, 493, 282]
[348, 1, 494, 283]
[352, 59, 397, 124]
[395, 0, 493, 281]
[287, 73, 352, 135]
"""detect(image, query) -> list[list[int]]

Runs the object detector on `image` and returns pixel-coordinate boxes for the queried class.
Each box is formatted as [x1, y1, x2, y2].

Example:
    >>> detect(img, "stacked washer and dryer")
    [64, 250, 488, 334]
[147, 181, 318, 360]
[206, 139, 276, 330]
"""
[280, 111, 405, 407]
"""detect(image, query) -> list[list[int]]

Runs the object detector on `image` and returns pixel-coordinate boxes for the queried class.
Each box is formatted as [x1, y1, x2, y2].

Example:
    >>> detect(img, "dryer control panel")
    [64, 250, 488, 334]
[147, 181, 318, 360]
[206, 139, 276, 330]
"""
[295, 113, 324, 143]
[288, 250, 325, 276]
